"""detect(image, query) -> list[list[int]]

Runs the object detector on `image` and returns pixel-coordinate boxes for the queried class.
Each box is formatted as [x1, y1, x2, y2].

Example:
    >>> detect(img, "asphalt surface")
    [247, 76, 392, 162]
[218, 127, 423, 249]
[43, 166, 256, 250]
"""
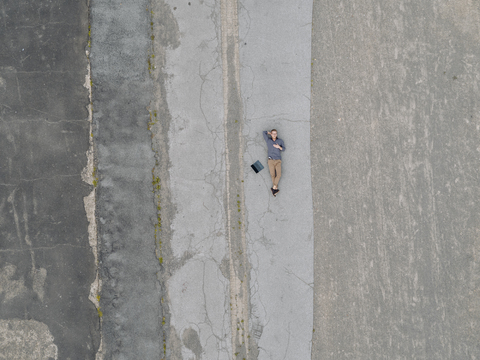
[0, 0, 99, 359]
[1, 0, 480, 359]
[311, 0, 480, 358]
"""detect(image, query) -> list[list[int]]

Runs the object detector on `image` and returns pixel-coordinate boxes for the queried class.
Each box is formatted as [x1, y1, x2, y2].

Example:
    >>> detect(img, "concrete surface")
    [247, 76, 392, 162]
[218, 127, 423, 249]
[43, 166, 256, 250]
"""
[90, 0, 314, 358]
[0, 319, 58, 359]
[311, 0, 480, 359]
[0, 0, 99, 359]
[157, 0, 314, 358]
[240, 1, 314, 359]
[158, 0, 231, 358]
[90, 0, 164, 358]
[3, 0, 480, 359]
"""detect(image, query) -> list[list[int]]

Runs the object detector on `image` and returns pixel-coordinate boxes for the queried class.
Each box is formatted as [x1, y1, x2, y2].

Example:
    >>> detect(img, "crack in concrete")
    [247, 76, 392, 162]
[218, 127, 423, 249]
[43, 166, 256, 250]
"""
[0, 118, 88, 124]
[82, 17, 103, 358]
[6, 70, 86, 74]
[0, 174, 81, 187]
[281, 323, 291, 360]
[0, 243, 86, 252]
[284, 267, 314, 289]
[6, 189, 35, 273]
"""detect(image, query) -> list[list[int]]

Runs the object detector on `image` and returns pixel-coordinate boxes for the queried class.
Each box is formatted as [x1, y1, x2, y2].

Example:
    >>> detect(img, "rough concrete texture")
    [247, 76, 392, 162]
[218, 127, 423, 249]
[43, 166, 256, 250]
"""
[90, 0, 164, 358]
[220, 0, 253, 358]
[159, 0, 230, 358]
[0, 0, 100, 359]
[0, 319, 58, 360]
[90, 0, 315, 358]
[157, 0, 315, 358]
[4, 0, 480, 359]
[239, 1, 314, 359]
[311, 0, 480, 359]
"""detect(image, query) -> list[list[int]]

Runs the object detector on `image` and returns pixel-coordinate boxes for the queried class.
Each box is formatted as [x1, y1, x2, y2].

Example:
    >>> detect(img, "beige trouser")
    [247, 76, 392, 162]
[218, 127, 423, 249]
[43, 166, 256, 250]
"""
[268, 159, 282, 187]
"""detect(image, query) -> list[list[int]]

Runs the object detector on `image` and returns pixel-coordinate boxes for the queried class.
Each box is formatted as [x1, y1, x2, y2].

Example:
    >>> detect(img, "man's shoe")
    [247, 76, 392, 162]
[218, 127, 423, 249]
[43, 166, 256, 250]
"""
[273, 188, 279, 196]
[271, 187, 276, 196]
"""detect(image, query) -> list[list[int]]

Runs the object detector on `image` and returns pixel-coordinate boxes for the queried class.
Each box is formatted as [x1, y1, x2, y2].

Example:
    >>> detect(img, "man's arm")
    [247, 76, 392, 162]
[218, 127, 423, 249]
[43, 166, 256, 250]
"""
[279, 139, 285, 151]
[263, 130, 269, 142]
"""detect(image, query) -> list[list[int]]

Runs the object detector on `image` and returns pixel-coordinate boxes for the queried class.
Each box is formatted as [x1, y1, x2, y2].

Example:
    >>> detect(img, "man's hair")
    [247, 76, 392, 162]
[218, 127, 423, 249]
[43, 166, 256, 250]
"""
[271, 129, 277, 133]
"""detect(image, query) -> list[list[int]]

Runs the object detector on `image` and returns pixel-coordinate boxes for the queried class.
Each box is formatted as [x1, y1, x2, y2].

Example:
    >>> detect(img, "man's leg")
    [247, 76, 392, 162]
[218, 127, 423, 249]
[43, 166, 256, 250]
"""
[268, 159, 276, 187]
[273, 160, 282, 188]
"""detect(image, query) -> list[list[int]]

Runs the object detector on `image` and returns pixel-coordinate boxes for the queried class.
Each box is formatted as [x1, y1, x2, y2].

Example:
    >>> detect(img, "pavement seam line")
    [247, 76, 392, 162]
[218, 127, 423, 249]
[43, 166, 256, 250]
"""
[220, 0, 253, 358]
[82, 8, 104, 357]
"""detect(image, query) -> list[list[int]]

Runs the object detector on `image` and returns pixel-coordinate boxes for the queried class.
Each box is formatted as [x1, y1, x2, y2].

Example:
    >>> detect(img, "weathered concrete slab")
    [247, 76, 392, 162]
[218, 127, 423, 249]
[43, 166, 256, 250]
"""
[0, 319, 58, 359]
[150, 0, 315, 358]
[160, 0, 231, 358]
[311, 0, 480, 358]
[0, 0, 99, 358]
[239, 1, 314, 359]
[90, 0, 164, 358]
[7, 0, 479, 358]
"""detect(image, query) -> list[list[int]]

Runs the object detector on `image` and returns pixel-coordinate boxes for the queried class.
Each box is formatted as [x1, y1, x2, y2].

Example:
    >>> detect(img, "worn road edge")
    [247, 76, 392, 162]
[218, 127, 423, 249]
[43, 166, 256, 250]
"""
[220, 0, 256, 358]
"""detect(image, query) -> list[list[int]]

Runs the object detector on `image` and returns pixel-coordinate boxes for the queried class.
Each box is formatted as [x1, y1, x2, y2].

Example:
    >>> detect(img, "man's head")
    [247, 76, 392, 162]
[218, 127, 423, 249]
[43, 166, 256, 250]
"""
[271, 129, 277, 141]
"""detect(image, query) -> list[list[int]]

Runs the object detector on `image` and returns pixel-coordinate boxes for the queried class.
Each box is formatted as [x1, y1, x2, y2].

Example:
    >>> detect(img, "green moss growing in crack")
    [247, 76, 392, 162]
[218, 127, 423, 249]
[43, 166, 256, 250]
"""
[148, 110, 158, 130]
[92, 167, 99, 187]
[152, 170, 163, 265]
[147, 7, 156, 74]
[97, 307, 103, 317]
[87, 25, 92, 48]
